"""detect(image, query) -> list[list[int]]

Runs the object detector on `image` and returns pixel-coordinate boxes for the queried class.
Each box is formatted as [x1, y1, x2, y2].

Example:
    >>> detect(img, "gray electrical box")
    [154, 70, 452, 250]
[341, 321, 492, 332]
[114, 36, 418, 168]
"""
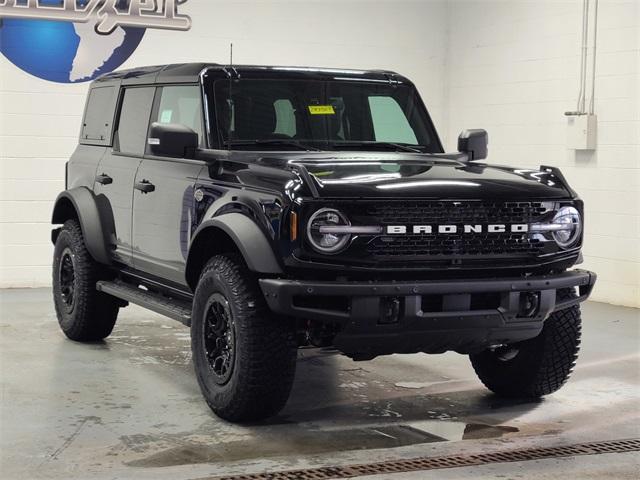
[567, 114, 597, 150]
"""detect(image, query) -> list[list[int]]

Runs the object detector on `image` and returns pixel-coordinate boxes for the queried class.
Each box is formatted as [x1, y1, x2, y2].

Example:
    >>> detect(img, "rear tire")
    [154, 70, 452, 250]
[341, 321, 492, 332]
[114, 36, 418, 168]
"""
[191, 254, 297, 422]
[470, 288, 581, 398]
[52, 219, 119, 341]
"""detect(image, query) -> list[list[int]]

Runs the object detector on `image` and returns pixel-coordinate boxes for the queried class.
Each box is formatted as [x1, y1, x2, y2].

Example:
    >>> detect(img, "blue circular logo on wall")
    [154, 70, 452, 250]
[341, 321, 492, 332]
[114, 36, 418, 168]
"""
[0, 0, 145, 83]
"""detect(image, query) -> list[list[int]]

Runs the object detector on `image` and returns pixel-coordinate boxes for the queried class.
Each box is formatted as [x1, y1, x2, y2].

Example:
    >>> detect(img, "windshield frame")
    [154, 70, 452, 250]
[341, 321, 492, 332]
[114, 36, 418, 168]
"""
[201, 68, 444, 154]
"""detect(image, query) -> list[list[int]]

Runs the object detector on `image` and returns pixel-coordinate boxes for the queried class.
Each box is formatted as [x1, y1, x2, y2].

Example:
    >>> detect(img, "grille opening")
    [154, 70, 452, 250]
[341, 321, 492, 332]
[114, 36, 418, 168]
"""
[367, 234, 543, 257]
[293, 295, 350, 313]
[421, 293, 502, 313]
[470, 292, 502, 310]
[421, 295, 443, 312]
[361, 201, 549, 224]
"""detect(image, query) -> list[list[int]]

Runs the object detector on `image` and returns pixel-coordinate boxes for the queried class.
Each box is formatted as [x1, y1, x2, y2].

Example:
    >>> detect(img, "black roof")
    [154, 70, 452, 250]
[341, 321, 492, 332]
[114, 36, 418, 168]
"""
[94, 63, 411, 85]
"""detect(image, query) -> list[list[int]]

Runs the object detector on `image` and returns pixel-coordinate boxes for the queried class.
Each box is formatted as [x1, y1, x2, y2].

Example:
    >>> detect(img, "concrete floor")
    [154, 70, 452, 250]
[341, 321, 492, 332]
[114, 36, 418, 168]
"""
[0, 288, 638, 480]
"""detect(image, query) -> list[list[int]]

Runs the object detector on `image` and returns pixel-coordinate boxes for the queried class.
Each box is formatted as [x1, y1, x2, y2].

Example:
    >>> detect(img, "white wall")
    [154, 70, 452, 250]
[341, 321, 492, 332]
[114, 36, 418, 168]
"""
[1, 0, 638, 307]
[0, 0, 449, 287]
[444, 0, 639, 307]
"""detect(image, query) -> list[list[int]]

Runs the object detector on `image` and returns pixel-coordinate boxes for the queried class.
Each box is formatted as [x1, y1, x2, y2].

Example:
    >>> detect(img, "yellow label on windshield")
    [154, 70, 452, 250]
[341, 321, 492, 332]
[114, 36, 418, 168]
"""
[308, 105, 335, 115]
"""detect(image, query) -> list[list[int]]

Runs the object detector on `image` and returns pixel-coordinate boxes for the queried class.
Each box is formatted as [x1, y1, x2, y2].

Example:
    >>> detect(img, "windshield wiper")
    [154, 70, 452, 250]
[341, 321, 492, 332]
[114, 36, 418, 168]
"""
[329, 141, 423, 153]
[225, 139, 320, 151]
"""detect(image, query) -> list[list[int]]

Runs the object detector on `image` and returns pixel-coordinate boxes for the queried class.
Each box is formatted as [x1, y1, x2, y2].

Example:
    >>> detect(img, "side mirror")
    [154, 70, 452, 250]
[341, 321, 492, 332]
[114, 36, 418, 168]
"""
[148, 122, 198, 158]
[457, 129, 488, 161]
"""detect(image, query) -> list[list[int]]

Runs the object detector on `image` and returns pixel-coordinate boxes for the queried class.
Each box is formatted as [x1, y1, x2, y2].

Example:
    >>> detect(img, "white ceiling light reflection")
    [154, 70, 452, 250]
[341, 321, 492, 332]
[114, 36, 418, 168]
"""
[310, 162, 388, 167]
[275, 67, 366, 75]
[514, 169, 556, 187]
[377, 180, 481, 190]
[321, 173, 402, 184]
[333, 77, 393, 83]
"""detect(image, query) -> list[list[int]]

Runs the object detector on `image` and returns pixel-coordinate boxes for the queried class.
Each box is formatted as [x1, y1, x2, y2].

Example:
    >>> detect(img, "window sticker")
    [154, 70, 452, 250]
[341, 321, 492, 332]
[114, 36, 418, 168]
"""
[308, 105, 335, 115]
[160, 109, 173, 123]
[312, 170, 334, 177]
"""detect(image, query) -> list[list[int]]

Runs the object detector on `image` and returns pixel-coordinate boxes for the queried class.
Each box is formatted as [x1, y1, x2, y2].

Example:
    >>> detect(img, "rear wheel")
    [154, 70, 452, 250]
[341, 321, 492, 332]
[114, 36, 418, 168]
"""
[470, 288, 581, 398]
[52, 219, 119, 341]
[191, 254, 297, 422]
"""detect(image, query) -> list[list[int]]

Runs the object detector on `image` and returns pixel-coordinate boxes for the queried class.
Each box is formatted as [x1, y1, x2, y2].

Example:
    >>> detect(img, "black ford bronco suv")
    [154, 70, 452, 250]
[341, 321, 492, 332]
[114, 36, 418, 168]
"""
[52, 63, 596, 422]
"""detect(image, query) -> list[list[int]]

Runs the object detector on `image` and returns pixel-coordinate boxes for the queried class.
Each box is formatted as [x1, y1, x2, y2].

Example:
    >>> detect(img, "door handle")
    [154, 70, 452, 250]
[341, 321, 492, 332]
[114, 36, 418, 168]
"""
[95, 173, 113, 185]
[134, 179, 155, 194]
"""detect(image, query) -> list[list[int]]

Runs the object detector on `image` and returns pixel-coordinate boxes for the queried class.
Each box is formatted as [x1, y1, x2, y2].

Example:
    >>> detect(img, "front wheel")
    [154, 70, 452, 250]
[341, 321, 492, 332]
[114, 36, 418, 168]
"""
[470, 288, 581, 398]
[191, 254, 297, 422]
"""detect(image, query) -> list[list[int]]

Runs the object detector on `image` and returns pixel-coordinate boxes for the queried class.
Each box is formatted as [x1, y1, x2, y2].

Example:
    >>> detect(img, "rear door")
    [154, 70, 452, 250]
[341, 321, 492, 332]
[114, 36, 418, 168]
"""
[94, 86, 155, 266]
[131, 85, 206, 285]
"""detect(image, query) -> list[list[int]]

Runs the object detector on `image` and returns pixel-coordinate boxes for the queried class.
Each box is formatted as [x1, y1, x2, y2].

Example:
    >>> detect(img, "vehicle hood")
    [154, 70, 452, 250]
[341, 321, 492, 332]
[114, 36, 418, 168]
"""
[282, 152, 571, 199]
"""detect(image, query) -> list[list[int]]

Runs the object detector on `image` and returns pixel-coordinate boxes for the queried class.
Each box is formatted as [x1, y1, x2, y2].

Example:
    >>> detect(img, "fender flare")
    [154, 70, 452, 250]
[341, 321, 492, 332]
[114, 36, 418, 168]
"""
[187, 213, 283, 281]
[51, 187, 111, 265]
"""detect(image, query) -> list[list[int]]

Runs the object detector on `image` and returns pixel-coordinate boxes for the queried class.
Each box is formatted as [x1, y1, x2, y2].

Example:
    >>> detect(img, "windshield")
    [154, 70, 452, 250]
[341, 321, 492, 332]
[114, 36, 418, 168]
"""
[212, 79, 441, 152]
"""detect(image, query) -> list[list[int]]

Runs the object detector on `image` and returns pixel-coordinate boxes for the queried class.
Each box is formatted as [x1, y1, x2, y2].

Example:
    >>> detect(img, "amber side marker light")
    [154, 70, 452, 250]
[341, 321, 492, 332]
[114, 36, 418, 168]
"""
[290, 211, 298, 241]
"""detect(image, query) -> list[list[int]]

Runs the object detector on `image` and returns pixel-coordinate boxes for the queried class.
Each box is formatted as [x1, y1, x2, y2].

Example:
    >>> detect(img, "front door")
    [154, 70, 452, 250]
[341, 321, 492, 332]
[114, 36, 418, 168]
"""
[94, 86, 155, 266]
[131, 85, 206, 285]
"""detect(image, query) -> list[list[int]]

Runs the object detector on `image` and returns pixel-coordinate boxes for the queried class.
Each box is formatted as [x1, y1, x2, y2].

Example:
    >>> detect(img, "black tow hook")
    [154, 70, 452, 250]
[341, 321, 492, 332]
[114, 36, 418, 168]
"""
[518, 292, 540, 318]
[379, 296, 401, 324]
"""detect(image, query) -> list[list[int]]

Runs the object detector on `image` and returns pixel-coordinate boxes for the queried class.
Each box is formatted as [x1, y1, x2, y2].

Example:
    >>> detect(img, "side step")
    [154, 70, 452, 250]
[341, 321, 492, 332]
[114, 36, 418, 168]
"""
[97, 280, 192, 325]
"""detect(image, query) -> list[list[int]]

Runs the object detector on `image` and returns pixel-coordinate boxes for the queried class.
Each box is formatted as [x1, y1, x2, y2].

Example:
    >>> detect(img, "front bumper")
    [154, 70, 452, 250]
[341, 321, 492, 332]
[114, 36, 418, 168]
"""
[259, 269, 596, 359]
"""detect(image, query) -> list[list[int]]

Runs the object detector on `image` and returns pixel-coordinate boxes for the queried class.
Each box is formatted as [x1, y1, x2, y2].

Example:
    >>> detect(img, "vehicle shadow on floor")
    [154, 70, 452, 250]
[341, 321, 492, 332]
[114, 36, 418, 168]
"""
[268, 348, 543, 427]
[46, 325, 543, 469]
[119, 348, 541, 468]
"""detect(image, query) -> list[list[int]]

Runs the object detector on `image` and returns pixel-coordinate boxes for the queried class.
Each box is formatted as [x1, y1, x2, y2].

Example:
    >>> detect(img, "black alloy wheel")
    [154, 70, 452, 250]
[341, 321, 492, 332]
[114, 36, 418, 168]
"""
[58, 247, 76, 313]
[203, 293, 236, 384]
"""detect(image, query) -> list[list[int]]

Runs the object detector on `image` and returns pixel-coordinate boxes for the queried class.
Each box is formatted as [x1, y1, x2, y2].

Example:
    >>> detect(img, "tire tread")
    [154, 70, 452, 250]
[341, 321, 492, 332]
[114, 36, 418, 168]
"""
[192, 254, 297, 422]
[470, 288, 581, 397]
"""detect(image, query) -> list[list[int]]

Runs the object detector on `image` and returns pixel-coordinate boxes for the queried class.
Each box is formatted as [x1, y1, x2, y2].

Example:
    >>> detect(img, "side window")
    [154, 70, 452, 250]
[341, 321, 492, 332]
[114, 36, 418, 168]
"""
[115, 87, 155, 156]
[81, 86, 117, 145]
[368, 96, 418, 144]
[154, 85, 204, 145]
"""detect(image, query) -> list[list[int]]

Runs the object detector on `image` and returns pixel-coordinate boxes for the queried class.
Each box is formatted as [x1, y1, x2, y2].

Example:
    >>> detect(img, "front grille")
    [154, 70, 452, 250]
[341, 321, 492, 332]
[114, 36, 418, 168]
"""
[362, 201, 548, 225]
[347, 201, 552, 259]
[367, 233, 542, 257]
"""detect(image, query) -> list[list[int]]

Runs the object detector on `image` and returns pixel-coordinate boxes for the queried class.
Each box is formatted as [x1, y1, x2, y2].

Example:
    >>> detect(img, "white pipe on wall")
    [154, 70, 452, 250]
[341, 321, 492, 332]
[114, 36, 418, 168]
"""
[577, 0, 589, 113]
[589, 0, 599, 115]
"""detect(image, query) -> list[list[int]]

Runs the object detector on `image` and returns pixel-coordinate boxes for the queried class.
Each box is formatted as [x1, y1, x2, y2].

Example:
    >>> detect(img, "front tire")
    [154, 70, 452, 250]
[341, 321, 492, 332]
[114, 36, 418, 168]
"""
[470, 288, 581, 398]
[52, 219, 119, 341]
[191, 254, 297, 422]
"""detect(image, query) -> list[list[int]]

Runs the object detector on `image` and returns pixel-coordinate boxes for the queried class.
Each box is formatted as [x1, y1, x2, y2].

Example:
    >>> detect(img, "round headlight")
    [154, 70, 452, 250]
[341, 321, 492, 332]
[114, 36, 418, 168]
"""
[552, 206, 582, 248]
[306, 208, 351, 254]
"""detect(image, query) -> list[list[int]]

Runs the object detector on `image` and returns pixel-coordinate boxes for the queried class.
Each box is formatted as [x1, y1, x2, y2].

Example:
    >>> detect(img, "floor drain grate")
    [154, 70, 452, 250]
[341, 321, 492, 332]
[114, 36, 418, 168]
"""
[206, 438, 640, 480]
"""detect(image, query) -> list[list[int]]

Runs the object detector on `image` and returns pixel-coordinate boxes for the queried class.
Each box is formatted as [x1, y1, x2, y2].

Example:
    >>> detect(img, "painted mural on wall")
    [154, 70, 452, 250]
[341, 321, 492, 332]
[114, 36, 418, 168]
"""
[0, 0, 191, 83]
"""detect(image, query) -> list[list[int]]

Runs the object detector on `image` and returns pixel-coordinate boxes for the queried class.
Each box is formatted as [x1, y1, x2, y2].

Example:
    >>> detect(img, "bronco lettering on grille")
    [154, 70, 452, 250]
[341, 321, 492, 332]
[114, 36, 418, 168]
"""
[386, 224, 529, 234]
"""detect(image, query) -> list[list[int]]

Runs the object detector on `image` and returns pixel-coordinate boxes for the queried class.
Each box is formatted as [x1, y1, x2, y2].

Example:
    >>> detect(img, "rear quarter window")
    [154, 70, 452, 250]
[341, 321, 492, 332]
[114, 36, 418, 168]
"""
[114, 86, 156, 156]
[80, 86, 117, 146]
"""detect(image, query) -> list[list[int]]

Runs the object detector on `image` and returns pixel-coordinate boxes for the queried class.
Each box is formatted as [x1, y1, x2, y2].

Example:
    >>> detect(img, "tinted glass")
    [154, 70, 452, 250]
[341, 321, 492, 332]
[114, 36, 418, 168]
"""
[213, 79, 436, 151]
[273, 98, 296, 137]
[154, 86, 204, 145]
[369, 96, 418, 144]
[115, 87, 155, 156]
[81, 86, 117, 145]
